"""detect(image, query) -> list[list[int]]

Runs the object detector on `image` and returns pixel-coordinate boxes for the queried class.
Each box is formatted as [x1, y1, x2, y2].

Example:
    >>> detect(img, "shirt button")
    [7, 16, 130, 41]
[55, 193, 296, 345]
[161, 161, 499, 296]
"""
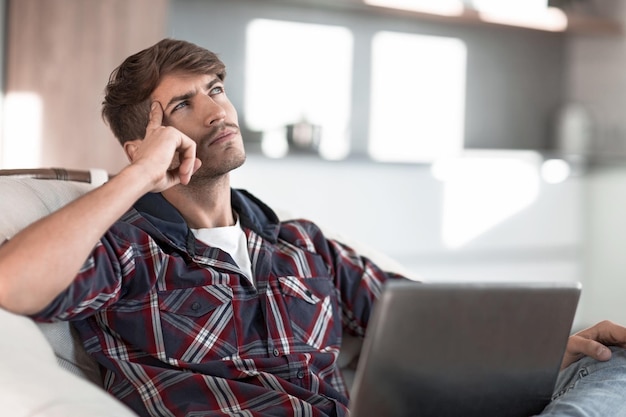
[273, 348, 280, 357]
[191, 302, 201, 311]
[297, 370, 305, 379]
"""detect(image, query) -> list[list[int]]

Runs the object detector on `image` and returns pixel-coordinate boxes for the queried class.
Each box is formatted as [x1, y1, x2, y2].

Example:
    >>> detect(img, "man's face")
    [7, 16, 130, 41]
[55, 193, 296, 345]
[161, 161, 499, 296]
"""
[151, 72, 245, 180]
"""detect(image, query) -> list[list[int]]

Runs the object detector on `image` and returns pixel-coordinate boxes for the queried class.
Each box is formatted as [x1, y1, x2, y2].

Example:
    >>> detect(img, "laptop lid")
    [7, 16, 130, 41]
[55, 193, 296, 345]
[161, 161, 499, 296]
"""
[349, 280, 581, 417]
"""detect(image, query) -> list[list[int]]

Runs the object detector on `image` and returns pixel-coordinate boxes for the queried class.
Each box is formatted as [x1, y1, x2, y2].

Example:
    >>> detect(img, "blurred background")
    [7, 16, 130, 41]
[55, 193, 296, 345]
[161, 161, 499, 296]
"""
[1, 0, 625, 329]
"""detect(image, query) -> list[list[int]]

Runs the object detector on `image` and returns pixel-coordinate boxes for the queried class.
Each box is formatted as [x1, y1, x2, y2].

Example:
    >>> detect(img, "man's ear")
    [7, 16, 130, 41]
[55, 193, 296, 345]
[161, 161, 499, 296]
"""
[123, 139, 142, 163]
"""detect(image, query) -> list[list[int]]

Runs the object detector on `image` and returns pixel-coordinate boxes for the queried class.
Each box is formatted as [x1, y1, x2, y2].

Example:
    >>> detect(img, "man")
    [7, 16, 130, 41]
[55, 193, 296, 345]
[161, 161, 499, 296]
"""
[0, 38, 625, 417]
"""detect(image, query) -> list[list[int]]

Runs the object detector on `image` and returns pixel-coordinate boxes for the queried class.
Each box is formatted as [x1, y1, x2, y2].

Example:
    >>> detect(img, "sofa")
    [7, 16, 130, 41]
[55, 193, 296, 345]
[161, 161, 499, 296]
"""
[0, 168, 415, 417]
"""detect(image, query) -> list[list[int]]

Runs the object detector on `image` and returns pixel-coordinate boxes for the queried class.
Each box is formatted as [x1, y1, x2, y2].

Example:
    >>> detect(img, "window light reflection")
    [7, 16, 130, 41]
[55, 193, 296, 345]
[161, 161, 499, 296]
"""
[473, 0, 548, 14]
[2, 92, 43, 168]
[541, 159, 571, 184]
[431, 151, 542, 249]
[364, 0, 464, 16]
[261, 128, 289, 159]
[478, 7, 568, 32]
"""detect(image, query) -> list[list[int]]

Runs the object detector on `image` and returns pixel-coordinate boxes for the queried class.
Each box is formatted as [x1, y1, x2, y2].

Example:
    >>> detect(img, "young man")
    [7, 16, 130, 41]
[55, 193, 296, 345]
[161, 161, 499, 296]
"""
[1, 38, 626, 417]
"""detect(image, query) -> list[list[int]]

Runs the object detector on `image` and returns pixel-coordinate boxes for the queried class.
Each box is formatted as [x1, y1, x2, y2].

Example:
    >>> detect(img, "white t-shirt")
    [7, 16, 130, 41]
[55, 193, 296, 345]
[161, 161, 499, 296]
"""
[191, 216, 254, 286]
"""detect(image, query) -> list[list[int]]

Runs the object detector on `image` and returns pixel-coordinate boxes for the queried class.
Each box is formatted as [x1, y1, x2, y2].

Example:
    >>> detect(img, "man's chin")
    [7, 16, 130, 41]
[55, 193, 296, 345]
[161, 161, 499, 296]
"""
[190, 154, 246, 183]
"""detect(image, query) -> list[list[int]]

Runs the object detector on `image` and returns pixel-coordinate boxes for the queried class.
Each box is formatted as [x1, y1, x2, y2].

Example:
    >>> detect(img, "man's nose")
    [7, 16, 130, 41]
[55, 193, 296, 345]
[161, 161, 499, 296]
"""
[201, 96, 226, 125]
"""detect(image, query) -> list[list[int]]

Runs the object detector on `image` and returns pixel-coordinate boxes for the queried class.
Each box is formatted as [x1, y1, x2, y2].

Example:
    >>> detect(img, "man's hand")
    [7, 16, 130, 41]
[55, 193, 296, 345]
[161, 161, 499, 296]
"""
[124, 101, 201, 192]
[561, 320, 626, 369]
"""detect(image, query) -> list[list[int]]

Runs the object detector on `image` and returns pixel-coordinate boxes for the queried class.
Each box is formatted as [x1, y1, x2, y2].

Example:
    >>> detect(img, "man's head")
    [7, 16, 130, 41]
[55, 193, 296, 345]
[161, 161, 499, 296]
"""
[102, 38, 226, 145]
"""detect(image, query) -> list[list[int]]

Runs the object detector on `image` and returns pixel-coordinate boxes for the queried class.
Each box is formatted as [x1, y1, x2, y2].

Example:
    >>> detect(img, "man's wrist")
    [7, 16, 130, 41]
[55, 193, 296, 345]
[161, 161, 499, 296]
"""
[114, 163, 160, 196]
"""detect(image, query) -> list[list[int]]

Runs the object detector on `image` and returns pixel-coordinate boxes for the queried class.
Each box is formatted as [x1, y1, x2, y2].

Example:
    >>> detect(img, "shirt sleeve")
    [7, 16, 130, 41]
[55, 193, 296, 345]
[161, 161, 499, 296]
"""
[30, 221, 162, 322]
[288, 219, 407, 338]
[327, 237, 406, 338]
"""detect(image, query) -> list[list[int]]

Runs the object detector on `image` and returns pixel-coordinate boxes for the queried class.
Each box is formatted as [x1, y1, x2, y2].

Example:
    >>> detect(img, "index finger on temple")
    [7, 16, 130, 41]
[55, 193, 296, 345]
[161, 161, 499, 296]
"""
[147, 101, 164, 130]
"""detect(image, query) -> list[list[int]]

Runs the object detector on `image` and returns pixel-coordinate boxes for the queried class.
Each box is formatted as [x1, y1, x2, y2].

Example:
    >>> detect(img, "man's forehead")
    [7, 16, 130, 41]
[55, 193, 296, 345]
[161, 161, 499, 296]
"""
[152, 72, 219, 98]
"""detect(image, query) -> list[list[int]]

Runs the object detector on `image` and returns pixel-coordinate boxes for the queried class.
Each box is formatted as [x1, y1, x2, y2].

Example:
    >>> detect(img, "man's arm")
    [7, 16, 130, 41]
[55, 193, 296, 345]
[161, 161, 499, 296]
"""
[0, 102, 200, 315]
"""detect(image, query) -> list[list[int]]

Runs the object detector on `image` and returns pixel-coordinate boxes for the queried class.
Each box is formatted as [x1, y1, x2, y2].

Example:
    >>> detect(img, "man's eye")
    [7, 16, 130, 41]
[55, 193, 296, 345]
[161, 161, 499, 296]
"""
[210, 86, 224, 95]
[172, 101, 188, 112]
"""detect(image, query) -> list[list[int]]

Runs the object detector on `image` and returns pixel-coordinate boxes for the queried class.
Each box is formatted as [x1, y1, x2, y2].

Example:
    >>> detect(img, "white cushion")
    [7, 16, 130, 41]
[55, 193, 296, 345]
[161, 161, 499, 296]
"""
[0, 178, 95, 241]
[0, 307, 136, 417]
[0, 177, 137, 417]
[0, 178, 104, 381]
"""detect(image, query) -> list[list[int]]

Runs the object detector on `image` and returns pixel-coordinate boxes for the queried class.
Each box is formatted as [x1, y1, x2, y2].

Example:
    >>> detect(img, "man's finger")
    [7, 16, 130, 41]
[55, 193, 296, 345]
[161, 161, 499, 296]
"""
[572, 335, 612, 362]
[562, 335, 611, 369]
[147, 101, 164, 131]
[176, 158, 202, 185]
[175, 135, 199, 185]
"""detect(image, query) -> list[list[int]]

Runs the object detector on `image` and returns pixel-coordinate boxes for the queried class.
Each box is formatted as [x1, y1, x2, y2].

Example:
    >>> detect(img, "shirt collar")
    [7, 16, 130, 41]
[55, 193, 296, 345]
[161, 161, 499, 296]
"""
[132, 189, 281, 249]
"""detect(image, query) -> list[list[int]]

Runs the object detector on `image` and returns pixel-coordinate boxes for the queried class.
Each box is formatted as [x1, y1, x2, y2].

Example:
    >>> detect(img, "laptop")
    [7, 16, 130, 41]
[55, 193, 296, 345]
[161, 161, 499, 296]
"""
[349, 280, 581, 417]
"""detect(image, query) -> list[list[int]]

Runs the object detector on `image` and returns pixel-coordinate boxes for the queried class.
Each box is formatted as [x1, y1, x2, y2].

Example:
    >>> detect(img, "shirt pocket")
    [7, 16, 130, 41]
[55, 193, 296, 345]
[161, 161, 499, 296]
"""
[157, 285, 237, 362]
[277, 276, 340, 350]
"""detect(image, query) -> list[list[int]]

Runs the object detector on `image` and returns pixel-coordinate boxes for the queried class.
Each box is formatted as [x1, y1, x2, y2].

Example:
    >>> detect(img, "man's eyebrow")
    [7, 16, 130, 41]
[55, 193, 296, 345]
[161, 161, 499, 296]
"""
[164, 78, 221, 112]
[164, 92, 193, 112]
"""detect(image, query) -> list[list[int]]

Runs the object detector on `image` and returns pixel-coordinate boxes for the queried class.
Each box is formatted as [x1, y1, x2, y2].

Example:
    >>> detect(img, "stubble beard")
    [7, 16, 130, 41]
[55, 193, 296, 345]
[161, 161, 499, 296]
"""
[191, 120, 245, 175]
[188, 143, 246, 187]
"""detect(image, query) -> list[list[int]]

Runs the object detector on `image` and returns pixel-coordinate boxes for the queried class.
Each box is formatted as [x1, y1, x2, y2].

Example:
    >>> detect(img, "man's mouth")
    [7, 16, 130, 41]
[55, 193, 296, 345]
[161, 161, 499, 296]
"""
[204, 123, 239, 146]
[210, 129, 235, 145]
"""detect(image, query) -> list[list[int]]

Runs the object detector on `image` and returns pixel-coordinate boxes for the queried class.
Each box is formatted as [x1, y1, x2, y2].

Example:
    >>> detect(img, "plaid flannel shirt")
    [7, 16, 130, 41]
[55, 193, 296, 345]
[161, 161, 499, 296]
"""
[32, 189, 401, 417]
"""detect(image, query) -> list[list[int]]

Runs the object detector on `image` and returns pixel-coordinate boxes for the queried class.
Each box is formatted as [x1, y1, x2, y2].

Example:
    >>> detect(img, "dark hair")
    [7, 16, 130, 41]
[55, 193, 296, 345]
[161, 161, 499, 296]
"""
[102, 38, 226, 145]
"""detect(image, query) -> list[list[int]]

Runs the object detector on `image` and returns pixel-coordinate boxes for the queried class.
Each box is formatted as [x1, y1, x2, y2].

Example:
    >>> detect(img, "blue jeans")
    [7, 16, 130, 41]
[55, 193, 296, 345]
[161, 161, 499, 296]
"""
[539, 347, 626, 416]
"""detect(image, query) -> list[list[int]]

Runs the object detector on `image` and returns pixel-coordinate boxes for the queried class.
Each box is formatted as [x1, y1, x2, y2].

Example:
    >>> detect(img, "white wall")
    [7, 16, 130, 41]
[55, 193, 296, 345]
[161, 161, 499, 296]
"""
[0, 0, 5, 165]
[583, 166, 626, 326]
[564, 1, 626, 328]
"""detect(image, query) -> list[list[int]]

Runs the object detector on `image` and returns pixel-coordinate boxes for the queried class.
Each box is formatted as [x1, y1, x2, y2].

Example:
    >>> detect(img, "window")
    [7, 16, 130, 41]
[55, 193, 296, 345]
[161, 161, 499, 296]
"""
[244, 21, 468, 163]
[368, 31, 467, 163]
[1, 92, 42, 168]
[245, 19, 353, 160]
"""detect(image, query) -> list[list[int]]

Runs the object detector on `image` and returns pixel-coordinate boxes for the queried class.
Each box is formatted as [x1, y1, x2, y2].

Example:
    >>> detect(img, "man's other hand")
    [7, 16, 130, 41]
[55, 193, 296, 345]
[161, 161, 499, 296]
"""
[562, 320, 626, 369]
